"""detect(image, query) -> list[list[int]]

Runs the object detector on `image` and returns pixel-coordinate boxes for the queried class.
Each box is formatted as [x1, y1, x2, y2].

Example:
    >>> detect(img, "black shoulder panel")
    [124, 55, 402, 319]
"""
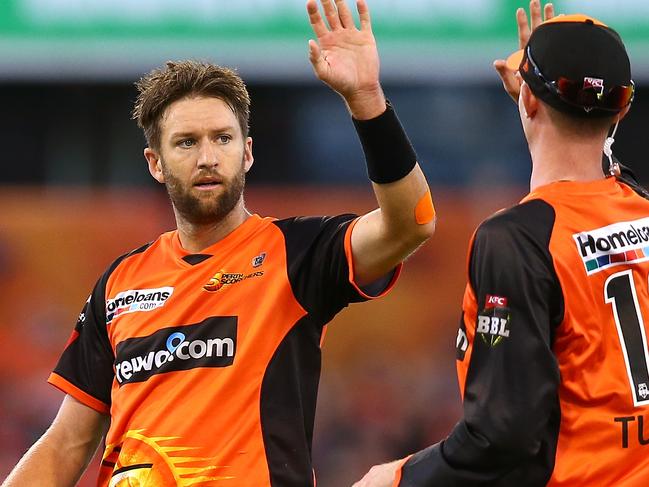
[471, 199, 564, 331]
[52, 242, 152, 407]
[272, 215, 362, 320]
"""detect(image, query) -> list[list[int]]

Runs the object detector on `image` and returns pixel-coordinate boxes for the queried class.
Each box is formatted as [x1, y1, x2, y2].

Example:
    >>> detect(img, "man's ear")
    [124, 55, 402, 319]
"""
[243, 137, 254, 173]
[520, 83, 539, 119]
[144, 148, 165, 183]
[618, 104, 631, 122]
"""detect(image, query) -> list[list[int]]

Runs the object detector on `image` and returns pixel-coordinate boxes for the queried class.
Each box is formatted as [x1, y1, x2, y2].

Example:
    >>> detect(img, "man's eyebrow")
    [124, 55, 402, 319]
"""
[169, 126, 237, 139]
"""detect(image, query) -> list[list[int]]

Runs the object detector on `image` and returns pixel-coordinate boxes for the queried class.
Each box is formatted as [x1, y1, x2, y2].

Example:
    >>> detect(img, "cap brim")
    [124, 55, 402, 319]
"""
[505, 49, 524, 71]
[504, 15, 609, 73]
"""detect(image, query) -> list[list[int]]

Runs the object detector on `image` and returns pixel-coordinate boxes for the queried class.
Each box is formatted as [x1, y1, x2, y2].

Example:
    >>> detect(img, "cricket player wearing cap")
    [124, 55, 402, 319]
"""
[353, 2, 649, 486]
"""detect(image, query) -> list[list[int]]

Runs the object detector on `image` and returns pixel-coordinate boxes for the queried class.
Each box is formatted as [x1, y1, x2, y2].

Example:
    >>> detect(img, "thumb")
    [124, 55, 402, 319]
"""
[493, 59, 510, 80]
[308, 39, 328, 78]
[493, 59, 520, 102]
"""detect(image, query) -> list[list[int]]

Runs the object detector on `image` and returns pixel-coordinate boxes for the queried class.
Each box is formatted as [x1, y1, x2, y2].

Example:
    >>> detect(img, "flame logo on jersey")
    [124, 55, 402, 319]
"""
[203, 270, 264, 292]
[102, 430, 233, 486]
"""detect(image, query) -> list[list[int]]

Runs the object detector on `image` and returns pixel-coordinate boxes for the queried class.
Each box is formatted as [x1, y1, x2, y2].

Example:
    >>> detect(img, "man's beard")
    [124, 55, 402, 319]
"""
[162, 161, 246, 226]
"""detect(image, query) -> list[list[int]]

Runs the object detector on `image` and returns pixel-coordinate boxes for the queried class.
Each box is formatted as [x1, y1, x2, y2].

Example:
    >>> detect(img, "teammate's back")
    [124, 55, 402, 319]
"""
[524, 177, 649, 486]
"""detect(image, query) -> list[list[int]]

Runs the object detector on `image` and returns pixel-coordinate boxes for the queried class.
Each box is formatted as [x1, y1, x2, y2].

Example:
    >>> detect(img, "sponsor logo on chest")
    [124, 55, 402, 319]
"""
[203, 251, 268, 292]
[573, 217, 649, 274]
[106, 287, 173, 324]
[114, 317, 237, 385]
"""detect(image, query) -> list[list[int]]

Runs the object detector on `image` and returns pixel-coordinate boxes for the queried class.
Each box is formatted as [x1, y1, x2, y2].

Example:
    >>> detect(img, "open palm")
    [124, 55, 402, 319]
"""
[307, 0, 380, 99]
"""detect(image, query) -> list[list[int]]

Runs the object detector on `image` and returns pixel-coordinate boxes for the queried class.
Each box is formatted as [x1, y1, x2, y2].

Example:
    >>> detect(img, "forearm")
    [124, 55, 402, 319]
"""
[3, 395, 108, 487]
[353, 99, 434, 236]
[2, 427, 98, 487]
[399, 422, 535, 486]
[371, 163, 434, 242]
[350, 103, 435, 284]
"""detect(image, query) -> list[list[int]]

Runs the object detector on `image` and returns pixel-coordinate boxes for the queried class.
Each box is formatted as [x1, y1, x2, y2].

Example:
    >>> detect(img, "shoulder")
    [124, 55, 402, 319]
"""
[271, 214, 358, 244]
[100, 241, 154, 283]
[272, 214, 357, 232]
[469, 199, 558, 276]
[476, 199, 557, 249]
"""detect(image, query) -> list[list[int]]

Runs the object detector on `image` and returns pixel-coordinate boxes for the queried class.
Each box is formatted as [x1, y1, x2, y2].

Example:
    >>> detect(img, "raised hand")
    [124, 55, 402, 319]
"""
[306, 0, 385, 119]
[493, 0, 555, 102]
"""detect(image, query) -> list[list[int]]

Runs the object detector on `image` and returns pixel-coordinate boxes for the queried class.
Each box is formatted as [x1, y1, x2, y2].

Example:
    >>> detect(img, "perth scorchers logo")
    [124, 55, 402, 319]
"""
[203, 270, 263, 292]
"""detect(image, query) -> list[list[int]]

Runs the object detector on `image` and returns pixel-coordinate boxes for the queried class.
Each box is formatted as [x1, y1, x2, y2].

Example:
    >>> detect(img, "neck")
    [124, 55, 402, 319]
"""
[528, 131, 606, 191]
[174, 201, 251, 253]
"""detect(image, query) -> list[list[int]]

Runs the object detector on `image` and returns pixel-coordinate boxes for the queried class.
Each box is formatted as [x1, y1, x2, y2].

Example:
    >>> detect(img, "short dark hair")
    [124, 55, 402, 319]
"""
[132, 60, 251, 151]
[545, 103, 616, 140]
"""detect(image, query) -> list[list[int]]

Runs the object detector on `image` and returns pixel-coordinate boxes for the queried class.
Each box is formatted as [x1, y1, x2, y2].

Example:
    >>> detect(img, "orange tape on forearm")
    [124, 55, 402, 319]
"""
[415, 190, 435, 224]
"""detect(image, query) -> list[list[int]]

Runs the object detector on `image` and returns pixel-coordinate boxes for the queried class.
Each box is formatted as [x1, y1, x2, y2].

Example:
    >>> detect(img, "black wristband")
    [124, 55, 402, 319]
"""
[352, 102, 418, 184]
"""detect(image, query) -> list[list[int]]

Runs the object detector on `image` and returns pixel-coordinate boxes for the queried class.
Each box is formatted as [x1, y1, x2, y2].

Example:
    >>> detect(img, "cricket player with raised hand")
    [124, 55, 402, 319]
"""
[2, 1, 435, 486]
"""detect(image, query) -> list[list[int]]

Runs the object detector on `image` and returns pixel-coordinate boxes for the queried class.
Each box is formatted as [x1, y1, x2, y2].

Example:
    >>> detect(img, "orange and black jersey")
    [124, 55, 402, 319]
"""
[49, 214, 398, 487]
[398, 177, 649, 486]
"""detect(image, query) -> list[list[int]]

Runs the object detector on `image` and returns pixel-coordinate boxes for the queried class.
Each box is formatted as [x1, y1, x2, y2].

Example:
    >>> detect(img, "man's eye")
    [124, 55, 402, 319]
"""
[218, 135, 232, 144]
[179, 139, 195, 148]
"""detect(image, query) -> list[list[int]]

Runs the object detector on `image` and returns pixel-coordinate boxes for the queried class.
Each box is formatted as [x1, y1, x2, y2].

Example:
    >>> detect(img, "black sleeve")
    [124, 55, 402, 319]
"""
[50, 270, 115, 409]
[273, 215, 394, 320]
[50, 244, 150, 410]
[400, 200, 564, 486]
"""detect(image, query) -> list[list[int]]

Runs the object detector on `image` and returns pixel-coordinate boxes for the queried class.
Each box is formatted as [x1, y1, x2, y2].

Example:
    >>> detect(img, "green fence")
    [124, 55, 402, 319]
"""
[0, 0, 646, 80]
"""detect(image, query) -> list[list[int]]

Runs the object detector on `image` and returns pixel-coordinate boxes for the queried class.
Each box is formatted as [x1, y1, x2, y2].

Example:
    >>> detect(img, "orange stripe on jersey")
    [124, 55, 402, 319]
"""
[344, 216, 402, 299]
[63, 329, 79, 349]
[392, 455, 412, 487]
[48, 372, 110, 414]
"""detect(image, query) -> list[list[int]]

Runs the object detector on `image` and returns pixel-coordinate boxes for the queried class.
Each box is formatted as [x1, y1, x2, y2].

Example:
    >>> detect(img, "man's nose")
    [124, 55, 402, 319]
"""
[197, 140, 219, 169]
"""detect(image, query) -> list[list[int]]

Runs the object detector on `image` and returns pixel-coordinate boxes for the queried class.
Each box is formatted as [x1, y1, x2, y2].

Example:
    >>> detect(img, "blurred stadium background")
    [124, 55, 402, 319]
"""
[1, 0, 647, 485]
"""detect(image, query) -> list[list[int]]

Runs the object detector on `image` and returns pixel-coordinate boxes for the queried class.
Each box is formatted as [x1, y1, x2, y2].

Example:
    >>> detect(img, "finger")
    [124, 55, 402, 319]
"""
[306, 0, 329, 38]
[308, 39, 324, 68]
[357, 0, 372, 32]
[517, 7, 530, 49]
[544, 3, 555, 21]
[334, 0, 355, 29]
[320, 0, 342, 30]
[530, 0, 543, 30]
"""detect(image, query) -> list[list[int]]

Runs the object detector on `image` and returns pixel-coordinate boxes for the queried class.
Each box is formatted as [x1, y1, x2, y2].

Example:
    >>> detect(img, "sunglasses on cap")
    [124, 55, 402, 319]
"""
[524, 45, 635, 113]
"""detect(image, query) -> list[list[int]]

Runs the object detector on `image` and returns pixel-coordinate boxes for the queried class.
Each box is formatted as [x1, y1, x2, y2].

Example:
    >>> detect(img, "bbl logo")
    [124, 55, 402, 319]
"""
[476, 294, 511, 347]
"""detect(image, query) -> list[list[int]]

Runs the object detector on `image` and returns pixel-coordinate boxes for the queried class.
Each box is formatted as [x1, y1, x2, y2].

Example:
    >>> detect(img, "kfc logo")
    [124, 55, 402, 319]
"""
[485, 294, 508, 308]
[584, 77, 605, 97]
